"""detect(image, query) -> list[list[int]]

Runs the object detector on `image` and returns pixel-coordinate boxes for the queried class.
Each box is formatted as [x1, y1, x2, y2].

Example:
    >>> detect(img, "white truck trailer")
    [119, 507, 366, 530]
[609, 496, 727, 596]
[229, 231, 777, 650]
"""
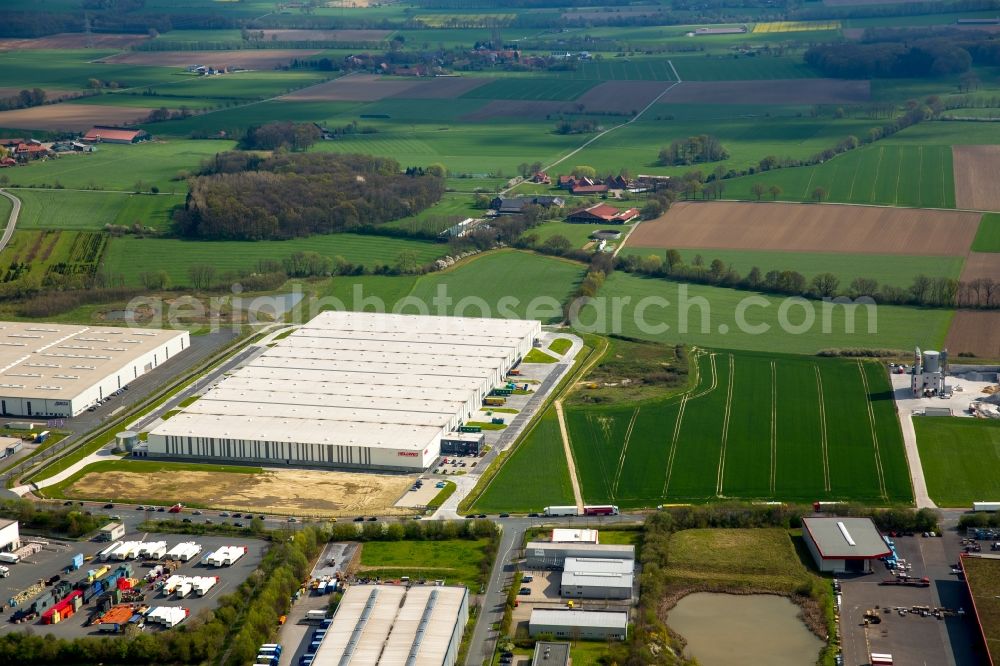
[544, 506, 580, 517]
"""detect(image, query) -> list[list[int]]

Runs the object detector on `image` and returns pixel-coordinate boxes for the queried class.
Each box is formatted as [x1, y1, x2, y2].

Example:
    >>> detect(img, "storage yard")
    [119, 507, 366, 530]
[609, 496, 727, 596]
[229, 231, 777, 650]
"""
[0, 532, 265, 637]
[146, 311, 541, 472]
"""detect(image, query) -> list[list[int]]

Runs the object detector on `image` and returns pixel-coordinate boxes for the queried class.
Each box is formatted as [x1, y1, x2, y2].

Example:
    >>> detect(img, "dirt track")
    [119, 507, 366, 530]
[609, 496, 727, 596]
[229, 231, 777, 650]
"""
[0, 33, 148, 50]
[102, 49, 321, 70]
[67, 468, 413, 517]
[953, 145, 1000, 211]
[659, 79, 871, 105]
[0, 103, 152, 131]
[625, 201, 982, 256]
[945, 310, 1000, 359]
[281, 74, 489, 101]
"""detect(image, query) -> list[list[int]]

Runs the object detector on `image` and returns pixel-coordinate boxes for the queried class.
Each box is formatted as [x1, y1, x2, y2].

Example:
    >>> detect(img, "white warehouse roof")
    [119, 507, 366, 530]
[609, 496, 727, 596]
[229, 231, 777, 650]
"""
[529, 609, 628, 630]
[226, 366, 488, 392]
[561, 557, 634, 590]
[552, 528, 599, 544]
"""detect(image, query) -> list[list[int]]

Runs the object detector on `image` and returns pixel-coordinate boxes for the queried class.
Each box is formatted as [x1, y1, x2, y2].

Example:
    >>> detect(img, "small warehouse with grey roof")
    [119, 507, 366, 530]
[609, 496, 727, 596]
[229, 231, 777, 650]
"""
[801, 517, 890, 573]
[560, 557, 634, 600]
[146, 311, 540, 471]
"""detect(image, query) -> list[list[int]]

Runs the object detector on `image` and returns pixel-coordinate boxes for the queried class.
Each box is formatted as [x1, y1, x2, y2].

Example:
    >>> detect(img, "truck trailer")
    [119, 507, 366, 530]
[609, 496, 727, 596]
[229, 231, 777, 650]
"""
[544, 506, 580, 517]
[973, 501, 1000, 512]
[583, 505, 619, 516]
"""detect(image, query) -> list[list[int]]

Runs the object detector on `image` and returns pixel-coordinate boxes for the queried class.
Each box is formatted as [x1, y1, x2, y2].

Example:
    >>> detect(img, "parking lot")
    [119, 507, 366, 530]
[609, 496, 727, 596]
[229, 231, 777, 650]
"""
[0, 530, 267, 637]
[509, 569, 634, 635]
[838, 526, 982, 666]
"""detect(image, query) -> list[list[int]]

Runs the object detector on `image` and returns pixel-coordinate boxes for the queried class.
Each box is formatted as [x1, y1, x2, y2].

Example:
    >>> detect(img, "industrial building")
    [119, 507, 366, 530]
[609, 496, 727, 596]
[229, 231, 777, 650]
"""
[551, 528, 599, 544]
[802, 517, 890, 573]
[560, 557, 634, 600]
[911, 347, 948, 396]
[532, 642, 570, 666]
[529, 609, 628, 640]
[0, 519, 19, 552]
[147, 312, 541, 471]
[525, 542, 635, 569]
[0, 322, 188, 417]
[313, 584, 468, 665]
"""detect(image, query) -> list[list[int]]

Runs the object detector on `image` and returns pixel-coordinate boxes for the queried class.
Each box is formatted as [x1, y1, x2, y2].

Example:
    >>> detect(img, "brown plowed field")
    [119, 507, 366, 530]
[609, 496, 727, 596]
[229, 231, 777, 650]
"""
[945, 310, 1000, 358]
[0, 33, 148, 50]
[102, 49, 320, 69]
[959, 252, 1000, 283]
[574, 80, 672, 114]
[461, 99, 566, 120]
[659, 79, 870, 105]
[0, 103, 152, 131]
[626, 201, 981, 256]
[281, 74, 489, 101]
[260, 29, 393, 41]
[953, 145, 1000, 211]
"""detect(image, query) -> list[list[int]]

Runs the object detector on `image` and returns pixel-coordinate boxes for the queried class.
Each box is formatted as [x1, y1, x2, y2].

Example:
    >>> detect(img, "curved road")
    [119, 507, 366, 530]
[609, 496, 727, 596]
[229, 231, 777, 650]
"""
[0, 189, 21, 252]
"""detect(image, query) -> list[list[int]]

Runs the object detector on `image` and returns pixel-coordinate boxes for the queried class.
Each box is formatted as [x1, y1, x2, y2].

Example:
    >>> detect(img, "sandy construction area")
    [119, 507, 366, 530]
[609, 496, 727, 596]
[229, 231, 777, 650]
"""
[945, 310, 1000, 359]
[102, 49, 321, 70]
[461, 99, 566, 121]
[66, 468, 413, 517]
[626, 201, 981, 256]
[959, 252, 1000, 283]
[282, 74, 489, 101]
[260, 29, 393, 42]
[0, 33, 148, 50]
[659, 79, 870, 105]
[575, 80, 673, 114]
[953, 145, 1000, 211]
[0, 103, 151, 131]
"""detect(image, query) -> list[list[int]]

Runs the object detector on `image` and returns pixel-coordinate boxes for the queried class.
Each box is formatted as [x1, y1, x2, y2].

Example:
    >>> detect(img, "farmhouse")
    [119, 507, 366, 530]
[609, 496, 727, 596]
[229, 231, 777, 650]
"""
[146, 311, 541, 472]
[0, 322, 188, 418]
[801, 517, 890, 573]
[570, 183, 609, 195]
[82, 126, 149, 144]
[531, 171, 551, 184]
[490, 195, 564, 215]
[14, 143, 48, 161]
[566, 203, 639, 224]
[314, 584, 468, 666]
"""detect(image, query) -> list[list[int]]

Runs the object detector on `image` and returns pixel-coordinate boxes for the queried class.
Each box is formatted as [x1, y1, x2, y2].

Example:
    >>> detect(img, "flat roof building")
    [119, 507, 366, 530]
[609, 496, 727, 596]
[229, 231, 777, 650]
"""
[147, 312, 541, 471]
[802, 517, 891, 573]
[0, 519, 19, 552]
[531, 642, 570, 666]
[313, 584, 469, 666]
[529, 609, 628, 641]
[560, 557, 634, 600]
[0, 322, 188, 418]
[552, 528, 599, 544]
[525, 542, 635, 570]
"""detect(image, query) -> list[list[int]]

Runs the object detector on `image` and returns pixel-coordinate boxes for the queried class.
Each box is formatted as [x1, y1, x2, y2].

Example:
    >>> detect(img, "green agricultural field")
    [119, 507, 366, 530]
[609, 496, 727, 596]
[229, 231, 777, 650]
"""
[12, 189, 182, 231]
[0, 229, 106, 283]
[0, 50, 182, 91]
[617, 247, 965, 290]
[566, 349, 911, 507]
[405, 250, 584, 323]
[381, 192, 481, 236]
[531, 220, 622, 249]
[669, 54, 820, 81]
[913, 417, 1000, 507]
[324, 275, 420, 313]
[101, 234, 446, 287]
[972, 213, 1000, 252]
[584, 272, 951, 355]
[6, 141, 234, 192]
[470, 408, 576, 513]
[134, 70, 332, 100]
[724, 144, 955, 208]
[549, 58, 678, 81]
[462, 78, 598, 101]
[143, 100, 366, 137]
[358, 538, 491, 588]
[68, 94, 228, 111]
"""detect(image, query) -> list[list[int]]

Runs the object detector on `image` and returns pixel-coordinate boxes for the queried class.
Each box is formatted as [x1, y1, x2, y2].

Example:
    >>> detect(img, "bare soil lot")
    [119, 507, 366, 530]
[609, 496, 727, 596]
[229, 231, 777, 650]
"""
[282, 74, 488, 101]
[945, 310, 1000, 358]
[659, 79, 870, 105]
[958, 252, 1000, 283]
[102, 49, 321, 70]
[260, 29, 393, 41]
[575, 80, 672, 114]
[0, 33, 148, 50]
[0, 103, 152, 131]
[953, 145, 1000, 211]
[66, 469, 413, 517]
[461, 99, 566, 121]
[626, 201, 981, 255]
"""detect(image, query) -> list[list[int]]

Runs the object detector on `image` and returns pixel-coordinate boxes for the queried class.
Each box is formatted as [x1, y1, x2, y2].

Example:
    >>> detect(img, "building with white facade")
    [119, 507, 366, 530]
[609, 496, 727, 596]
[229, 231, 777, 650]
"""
[146, 311, 541, 471]
[524, 542, 635, 569]
[802, 517, 891, 573]
[529, 609, 628, 640]
[560, 557, 634, 600]
[0, 322, 188, 418]
[0, 519, 19, 552]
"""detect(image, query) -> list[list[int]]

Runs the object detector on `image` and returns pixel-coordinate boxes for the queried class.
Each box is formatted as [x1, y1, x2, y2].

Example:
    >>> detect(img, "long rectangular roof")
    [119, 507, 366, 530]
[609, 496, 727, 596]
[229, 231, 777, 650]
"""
[526, 542, 635, 557]
[303, 310, 538, 338]
[280, 335, 515, 360]
[561, 557, 634, 590]
[530, 609, 628, 630]
[221, 375, 476, 403]
[199, 387, 467, 417]
[0, 322, 184, 400]
[228, 366, 488, 392]
[802, 517, 891, 559]
[314, 584, 467, 665]
[181, 400, 455, 428]
[263, 345, 504, 370]
[251, 356, 496, 379]
[291, 327, 527, 349]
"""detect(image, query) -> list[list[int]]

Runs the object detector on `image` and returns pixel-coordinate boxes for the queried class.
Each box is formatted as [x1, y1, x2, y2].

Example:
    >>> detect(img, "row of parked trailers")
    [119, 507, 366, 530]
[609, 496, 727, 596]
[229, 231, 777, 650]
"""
[99, 540, 203, 562]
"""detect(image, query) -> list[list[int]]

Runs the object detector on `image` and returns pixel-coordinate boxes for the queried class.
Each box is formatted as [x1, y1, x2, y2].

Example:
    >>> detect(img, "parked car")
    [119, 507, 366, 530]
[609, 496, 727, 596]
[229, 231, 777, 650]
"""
[518, 587, 531, 595]
[103, 503, 114, 509]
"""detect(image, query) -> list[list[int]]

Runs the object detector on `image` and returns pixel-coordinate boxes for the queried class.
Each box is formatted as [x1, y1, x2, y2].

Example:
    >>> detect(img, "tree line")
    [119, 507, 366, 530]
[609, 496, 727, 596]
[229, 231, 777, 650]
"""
[0, 88, 46, 112]
[174, 152, 445, 240]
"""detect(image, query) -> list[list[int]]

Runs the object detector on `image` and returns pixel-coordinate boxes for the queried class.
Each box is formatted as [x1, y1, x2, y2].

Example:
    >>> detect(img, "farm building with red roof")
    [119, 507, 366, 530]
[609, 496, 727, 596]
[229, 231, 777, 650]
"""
[82, 126, 149, 144]
[566, 203, 639, 224]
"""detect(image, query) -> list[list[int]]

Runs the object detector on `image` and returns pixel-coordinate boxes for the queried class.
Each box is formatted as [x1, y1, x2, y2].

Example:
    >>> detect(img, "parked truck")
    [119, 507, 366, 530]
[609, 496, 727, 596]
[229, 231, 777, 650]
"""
[583, 505, 619, 516]
[544, 506, 580, 517]
[973, 501, 1000, 512]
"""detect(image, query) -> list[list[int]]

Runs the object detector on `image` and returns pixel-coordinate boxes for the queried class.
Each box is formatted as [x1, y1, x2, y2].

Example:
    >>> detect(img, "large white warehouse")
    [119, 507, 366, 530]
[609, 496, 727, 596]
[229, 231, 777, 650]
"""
[0, 322, 188, 418]
[147, 311, 541, 471]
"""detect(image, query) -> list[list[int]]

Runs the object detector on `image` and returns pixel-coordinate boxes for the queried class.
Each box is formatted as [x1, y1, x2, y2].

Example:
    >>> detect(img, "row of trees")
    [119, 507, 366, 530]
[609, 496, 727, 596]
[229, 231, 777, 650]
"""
[175, 152, 445, 240]
[0, 88, 46, 112]
[620, 249, 1000, 309]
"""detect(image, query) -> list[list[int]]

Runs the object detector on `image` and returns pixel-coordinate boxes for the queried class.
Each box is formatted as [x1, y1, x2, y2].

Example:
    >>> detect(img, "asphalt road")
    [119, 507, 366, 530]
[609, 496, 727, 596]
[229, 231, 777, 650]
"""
[0, 189, 20, 253]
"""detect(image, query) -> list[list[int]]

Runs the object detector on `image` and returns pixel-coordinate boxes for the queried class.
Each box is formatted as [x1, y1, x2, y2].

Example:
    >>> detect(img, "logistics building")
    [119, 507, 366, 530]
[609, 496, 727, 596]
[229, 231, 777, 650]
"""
[560, 557, 634, 600]
[147, 312, 541, 471]
[313, 584, 468, 665]
[801, 517, 891, 573]
[0, 519, 19, 552]
[525, 542, 635, 569]
[529, 609, 628, 640]
[0, 322, 188, 417]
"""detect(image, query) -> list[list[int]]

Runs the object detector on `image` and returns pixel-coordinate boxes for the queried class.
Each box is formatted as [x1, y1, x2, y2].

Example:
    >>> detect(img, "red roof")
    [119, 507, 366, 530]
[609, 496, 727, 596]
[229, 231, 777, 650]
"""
[568, 203, 640, 223]
[83, 127, 143, 142]
[15, 144, 46, 153]
[0, 138, 24, 147]
[570, 184, 609, 194]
